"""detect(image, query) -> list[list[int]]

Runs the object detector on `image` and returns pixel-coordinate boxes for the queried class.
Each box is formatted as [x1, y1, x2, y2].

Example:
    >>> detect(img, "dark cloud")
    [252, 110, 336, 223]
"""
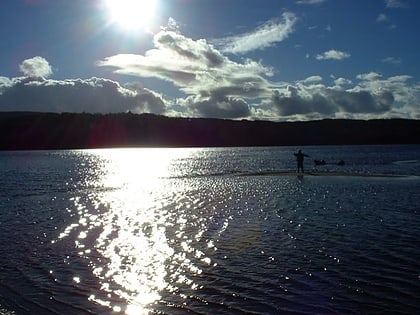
[203, 50, 225, 67]
[183, 95, 251, 119]
[209, 82, 267, 99]
[0, 77, 166, 114]
[271, 88, 333, 116]
[156, 32, 200, 60]
[153, 68, 197, 85]
[330, 89, 393, 113]
[271, 85, 393, 117]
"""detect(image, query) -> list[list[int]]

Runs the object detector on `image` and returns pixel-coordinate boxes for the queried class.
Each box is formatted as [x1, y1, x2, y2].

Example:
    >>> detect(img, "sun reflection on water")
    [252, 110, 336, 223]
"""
[57, 148, 213, 314]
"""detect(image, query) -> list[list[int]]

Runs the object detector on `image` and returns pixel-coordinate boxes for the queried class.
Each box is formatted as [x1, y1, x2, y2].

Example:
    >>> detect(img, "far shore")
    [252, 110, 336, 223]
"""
[1, 112, 420, 150]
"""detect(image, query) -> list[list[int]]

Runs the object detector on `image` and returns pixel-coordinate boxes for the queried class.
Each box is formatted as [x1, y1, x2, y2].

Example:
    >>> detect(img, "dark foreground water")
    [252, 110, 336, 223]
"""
[0, 145, 419, 314]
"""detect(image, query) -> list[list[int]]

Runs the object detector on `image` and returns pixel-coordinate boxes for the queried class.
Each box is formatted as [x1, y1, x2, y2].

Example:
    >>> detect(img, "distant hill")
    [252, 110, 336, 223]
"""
[0, 112, 419, 150]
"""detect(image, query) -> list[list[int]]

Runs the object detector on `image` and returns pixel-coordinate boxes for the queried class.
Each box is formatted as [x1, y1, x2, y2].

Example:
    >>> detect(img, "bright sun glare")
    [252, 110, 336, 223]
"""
[105, 0, 157, 31]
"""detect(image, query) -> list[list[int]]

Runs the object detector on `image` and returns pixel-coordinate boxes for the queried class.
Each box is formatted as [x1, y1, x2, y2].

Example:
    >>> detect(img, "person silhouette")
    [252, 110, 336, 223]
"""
[294, 149, 309, 173]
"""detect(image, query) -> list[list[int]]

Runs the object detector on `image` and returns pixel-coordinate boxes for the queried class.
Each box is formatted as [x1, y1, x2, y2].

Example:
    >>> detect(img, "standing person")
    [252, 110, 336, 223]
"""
[294, 149, 309, 173]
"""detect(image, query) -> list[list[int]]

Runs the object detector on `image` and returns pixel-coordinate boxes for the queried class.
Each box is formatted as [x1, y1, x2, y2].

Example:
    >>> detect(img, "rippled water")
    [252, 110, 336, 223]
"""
[0, 145, 419, 314]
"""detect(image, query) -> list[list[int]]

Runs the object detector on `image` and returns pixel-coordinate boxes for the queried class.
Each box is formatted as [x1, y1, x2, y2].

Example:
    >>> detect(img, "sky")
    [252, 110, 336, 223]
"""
[0, 0, 419, 121]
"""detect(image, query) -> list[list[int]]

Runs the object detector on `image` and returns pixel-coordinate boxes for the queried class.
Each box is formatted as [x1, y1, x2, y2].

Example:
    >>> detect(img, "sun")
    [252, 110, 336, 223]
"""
[105, 0, 157, 31]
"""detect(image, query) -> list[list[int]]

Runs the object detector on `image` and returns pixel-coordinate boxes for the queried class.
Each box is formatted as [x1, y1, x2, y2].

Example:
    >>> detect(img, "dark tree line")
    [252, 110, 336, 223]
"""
[1, 112, 419, 150]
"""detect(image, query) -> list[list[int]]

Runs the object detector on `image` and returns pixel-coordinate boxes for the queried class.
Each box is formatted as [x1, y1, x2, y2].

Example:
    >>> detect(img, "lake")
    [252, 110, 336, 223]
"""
[1, 145, 419, 314]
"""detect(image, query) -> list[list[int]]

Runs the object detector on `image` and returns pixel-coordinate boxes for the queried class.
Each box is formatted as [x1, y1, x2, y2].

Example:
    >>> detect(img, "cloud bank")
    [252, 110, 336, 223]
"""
[259, 73, 419, 120]
[2, 16, 420, 121]
[267, 84, 393, 118]
[0, 75, 166, 114]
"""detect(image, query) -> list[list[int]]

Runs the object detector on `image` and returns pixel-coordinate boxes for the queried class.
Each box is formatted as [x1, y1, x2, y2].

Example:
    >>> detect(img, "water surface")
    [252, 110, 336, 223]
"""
[0, 145, 419, 314]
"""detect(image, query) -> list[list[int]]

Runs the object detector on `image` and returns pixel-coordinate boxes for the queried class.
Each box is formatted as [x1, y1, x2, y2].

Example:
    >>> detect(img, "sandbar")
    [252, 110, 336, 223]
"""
[238, 170, 413, 178]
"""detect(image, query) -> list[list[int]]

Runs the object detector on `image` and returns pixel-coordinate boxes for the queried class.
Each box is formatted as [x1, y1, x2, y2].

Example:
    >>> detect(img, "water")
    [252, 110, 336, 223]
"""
[0, 145, 419, 314]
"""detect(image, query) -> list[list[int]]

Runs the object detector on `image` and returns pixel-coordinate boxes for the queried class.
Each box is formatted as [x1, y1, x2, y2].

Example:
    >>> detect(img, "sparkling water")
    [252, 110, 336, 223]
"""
[0, 145, 419, 314]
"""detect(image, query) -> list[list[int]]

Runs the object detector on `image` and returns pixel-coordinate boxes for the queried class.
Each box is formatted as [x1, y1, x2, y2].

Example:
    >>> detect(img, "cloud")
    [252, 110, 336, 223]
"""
[0, 76, 166, 114]
[0, 76, 13, 93]
[355, 73, 414, 104]
[213, 12, 297, 54]
[256, 71, 420, 120]
[316, 50, 351, 60]
[265, 82, 394, 118]
[180, 95, 251, 119]
[98, 30, 273, 118]
[356, 72, 383, 81]
[19, 56, 53, 78]
[376, 12, 399, 29]
[333, 77, 353, 87]
[382, 56, 401, 64]
[296, 0, 327, 4]
[376, 13, 388, 22]
[353, 73, 419, 118]
[385, 0, 408, 8]
[273, 86, 393, 116]
[164, 17, 181, 33]
[4, 46, 419, 121]
[302, 75, 323, 83]
[98, 29, 420, 120]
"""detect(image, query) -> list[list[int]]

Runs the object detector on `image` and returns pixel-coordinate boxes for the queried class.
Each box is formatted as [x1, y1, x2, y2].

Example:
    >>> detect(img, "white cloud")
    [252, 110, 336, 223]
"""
[382, 56, 401, 64]
[377, 12, 399, 29]
[302, 75, 323, 83]
[376, 13, 388, 22]
[19, 56, 53, 78]
[0, 76, 13, 93]
[316, 50, 351, 60]
[334, 77, 353, 87]
[98, 30, 274, 118]
[296, 0, 327, 4]
[385, 0, 408, 8]
[355, 74, 414, 104]
[214, 12, 297, 54]
[357, 72, 382, 81]
[164, 17, 181, 32]
[352, 74, 419, 118]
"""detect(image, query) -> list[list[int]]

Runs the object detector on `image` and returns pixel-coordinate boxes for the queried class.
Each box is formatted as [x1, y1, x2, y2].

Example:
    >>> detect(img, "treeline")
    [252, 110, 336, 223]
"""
[1, 112, 419, 150]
